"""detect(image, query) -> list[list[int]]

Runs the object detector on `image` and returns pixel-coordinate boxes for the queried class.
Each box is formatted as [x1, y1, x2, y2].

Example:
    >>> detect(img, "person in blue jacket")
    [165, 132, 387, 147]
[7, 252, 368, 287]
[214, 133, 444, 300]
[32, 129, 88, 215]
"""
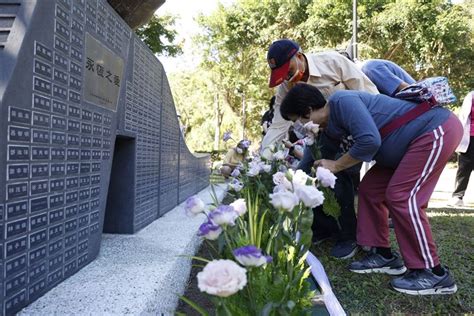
[279, 83, 462, 296]
[361, 59, 415, 96]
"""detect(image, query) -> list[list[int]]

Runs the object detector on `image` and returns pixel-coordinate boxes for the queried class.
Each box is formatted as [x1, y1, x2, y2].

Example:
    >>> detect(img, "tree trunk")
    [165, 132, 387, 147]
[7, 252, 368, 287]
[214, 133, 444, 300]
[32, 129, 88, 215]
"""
[214, 93, 221, 151]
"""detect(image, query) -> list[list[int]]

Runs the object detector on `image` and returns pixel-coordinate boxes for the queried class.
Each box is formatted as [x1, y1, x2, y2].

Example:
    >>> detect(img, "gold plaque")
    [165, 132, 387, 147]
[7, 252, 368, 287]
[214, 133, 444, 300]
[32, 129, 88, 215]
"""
[83, 33, 124, 111]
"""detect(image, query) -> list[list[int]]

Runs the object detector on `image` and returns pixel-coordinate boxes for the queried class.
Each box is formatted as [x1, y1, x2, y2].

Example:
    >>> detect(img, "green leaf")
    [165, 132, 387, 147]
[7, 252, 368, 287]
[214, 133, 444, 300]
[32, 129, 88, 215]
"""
[178, 295, 210, 316]
[178, 255, 211, 263]
[321, 187, 341, 219]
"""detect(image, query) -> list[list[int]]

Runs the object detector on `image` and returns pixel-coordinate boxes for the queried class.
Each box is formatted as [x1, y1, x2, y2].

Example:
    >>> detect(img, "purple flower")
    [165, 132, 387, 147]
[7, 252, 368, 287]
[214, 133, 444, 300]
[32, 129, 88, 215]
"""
[239, 140, 251, 149]
[233, 245, 272, 267]
[198, 220, 222, 240]
[229, 178, 244, 192]
[210, 205, 238, 226]
[223, 131, 233, 142]
[230, 168, 240, 177]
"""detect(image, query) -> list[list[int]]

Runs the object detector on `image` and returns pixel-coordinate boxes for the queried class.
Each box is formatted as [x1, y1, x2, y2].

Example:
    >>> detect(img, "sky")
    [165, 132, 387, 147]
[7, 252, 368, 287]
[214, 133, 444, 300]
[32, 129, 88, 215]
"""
[155, 0, 235, 74]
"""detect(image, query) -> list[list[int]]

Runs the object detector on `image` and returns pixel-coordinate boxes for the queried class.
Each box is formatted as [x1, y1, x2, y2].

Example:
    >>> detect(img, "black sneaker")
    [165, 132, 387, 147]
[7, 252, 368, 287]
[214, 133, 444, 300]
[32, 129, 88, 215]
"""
[349, 251, 407, 275]
[330, 240, 359, 259]
[391, 267, 457, 295]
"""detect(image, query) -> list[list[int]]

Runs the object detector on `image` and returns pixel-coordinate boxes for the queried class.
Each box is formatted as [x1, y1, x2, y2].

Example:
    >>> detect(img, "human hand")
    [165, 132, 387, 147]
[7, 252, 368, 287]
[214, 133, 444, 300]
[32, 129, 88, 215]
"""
[314, 159, 338, 174]
[282, 139, 293, 149]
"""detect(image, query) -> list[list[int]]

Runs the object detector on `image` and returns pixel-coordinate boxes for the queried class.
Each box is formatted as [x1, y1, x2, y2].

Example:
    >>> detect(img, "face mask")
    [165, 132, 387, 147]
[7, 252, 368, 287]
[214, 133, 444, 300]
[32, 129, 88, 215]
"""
[287, 57, 305, 83]
[293, 120, 306, 138]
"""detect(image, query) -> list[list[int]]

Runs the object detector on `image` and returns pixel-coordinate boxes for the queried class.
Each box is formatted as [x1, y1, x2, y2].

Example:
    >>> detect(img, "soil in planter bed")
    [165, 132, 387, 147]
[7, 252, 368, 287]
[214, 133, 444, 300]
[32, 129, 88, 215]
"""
[176, 240, 215, 314]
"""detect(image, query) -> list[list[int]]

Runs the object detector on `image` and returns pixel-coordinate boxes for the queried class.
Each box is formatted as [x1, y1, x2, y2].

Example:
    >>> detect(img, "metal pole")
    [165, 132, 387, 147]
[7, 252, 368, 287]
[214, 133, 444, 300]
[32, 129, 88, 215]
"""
[352, 0, 358, 60]
[241, 93, 246, 139]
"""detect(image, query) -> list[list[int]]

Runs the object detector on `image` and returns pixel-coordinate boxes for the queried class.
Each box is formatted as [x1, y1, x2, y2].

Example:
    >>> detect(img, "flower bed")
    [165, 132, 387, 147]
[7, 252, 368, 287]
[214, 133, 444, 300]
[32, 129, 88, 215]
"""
[180, 127, 344, 315]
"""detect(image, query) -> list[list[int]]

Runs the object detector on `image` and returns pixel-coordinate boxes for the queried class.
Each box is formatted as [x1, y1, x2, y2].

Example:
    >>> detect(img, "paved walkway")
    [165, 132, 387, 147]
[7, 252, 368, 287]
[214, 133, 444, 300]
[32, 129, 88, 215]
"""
[429, 164, 474, 208]
[20, 184, 227, 316]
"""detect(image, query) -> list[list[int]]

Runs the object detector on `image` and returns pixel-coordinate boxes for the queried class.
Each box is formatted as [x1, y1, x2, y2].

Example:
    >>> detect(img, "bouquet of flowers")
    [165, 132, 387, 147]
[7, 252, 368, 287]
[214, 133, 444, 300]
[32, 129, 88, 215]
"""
[181, 144, 341, 315]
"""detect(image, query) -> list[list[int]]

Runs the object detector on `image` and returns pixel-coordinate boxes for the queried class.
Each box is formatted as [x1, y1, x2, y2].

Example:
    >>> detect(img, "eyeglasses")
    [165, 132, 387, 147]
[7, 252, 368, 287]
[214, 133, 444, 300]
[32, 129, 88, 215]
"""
[285, 57, 298, 81]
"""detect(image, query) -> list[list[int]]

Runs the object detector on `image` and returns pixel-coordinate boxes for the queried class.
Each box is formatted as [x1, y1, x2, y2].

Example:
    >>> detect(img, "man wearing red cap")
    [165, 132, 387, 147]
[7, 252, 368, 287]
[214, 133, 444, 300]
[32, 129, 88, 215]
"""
[263, 39, 378, 259]
[262, 39, 378, 159]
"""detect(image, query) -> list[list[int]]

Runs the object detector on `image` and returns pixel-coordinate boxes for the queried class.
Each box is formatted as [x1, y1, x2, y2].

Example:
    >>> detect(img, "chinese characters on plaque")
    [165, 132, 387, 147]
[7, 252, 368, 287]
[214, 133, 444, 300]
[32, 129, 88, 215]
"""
[84, 33, 124, 111]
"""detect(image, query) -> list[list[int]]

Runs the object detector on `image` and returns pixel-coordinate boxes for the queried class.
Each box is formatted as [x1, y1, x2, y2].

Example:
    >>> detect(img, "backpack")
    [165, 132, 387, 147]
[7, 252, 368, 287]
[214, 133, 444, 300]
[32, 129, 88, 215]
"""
[379, 76, 456, 139]
[394, 76, 457, 105]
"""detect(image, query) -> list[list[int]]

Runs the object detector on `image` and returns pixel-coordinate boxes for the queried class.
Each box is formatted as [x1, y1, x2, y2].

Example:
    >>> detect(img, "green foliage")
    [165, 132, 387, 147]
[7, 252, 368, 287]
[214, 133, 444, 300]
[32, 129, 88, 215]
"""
[168, 70, 244, 152]
[312, 208, 474, 313]
[135, 15, 183, 56]
[166, 0, 473, 150]
[320, 187, 341, 220]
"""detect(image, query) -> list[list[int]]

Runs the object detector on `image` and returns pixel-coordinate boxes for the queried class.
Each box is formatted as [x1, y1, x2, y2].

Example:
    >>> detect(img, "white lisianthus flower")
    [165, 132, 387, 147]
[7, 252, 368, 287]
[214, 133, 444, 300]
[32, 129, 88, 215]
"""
[269, 191, 299, 212]
[294, 184, 325, 208]
[235, 147, 243, 154]
[272, 150, 287, 161]
[292, 169, 309, 186]
[230, 198, 247, 216]
[197, 259, 247, 297]
[210, 205, 238, 226]
[247, 166, 261, 177]
[184, 196, 205, 217]
[316, 167, 337, 189]
[304, 122, 320, 136]
[272, 172, 285, 185]
[304, 136, 315, 146]
[272, 185, 287, 193]
[272, 172, 292, 191]
[262, 164, 272, 173]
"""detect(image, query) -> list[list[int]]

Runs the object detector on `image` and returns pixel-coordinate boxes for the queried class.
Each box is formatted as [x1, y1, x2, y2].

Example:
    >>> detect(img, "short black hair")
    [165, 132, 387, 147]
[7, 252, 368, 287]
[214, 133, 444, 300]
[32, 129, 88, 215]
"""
[280, 83, 326, 121]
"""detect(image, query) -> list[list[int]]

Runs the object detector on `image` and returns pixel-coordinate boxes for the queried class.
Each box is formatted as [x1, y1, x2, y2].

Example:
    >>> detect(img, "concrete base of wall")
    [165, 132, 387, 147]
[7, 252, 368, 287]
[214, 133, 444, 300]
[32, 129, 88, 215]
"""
[19, 184, 227, 315]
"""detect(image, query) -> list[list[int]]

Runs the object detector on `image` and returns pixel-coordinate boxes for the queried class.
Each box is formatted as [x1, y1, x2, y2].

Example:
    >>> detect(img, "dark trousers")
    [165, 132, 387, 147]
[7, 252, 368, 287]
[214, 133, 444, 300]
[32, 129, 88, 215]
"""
[453, 136, 474, 199]
[298, 133, 357, 241]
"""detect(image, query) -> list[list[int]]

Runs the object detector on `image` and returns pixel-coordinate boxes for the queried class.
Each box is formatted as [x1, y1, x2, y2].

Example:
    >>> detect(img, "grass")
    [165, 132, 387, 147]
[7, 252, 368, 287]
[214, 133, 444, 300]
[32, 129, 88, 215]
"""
[188, 170, 474, 313]
[311, 208, 474, 314]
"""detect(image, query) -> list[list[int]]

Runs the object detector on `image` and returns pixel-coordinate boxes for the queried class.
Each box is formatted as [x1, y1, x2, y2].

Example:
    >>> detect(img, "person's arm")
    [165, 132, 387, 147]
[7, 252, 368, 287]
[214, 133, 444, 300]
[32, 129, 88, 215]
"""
[292, 147, 304, 160]
[222, 150, 238, 167]
[397, 81, 410, 93]
[315, 152, 361, 174]
[337, 55, 379, 94]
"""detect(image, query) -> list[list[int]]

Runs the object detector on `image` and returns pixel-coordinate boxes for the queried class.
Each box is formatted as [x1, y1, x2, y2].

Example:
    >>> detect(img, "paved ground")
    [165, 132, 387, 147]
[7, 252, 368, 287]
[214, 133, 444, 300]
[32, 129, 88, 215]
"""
[20, 184, 227, 316]
[429, 163, 474, 208]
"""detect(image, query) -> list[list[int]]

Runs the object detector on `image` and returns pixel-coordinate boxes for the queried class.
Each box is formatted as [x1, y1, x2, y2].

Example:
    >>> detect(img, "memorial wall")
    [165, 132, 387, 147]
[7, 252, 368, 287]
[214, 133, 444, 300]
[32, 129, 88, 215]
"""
[0, 0, 210, 314]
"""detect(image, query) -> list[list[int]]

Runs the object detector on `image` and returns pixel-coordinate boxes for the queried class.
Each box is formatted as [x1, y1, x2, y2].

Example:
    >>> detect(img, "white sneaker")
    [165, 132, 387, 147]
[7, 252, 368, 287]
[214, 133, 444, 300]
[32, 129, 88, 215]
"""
[447, 197, 464, 207]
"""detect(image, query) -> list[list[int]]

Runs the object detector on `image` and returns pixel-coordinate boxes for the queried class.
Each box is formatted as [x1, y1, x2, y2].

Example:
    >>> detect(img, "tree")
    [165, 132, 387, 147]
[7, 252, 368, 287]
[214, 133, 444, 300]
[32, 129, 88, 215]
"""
[168, 0, 473, 149]
[135, 14, 183, 56]
[303, 0, 474, 97]
[168, 69, 243, 152]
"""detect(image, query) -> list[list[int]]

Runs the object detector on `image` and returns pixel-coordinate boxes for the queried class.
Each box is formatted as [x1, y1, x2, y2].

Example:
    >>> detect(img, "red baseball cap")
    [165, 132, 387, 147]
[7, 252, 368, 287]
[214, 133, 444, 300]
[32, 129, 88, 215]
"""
[267, 39, 299, 88]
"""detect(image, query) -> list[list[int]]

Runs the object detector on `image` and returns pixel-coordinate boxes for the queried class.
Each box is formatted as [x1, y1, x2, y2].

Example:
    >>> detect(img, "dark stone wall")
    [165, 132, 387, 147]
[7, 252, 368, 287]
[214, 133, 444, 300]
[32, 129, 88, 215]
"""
[0, 0, 209, 314]
[107, 0, 166, 30]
